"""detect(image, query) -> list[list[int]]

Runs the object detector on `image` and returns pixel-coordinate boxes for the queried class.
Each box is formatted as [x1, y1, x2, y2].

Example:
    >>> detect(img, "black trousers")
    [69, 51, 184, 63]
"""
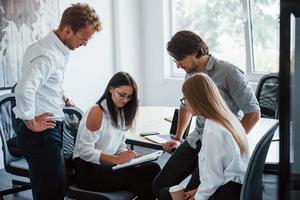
[209, 181, 242, 200]
[16, 120, 65, 200]
[74, 158, 161, 200]
[153, 141, 201, 200]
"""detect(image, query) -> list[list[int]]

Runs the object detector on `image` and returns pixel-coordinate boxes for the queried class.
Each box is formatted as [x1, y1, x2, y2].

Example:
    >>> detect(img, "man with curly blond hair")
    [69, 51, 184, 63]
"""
[13, 3, 101, 200]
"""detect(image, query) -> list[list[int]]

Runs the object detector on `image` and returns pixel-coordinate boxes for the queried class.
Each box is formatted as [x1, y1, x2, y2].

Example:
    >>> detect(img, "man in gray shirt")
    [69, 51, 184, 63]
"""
[153, 30, 261, 199]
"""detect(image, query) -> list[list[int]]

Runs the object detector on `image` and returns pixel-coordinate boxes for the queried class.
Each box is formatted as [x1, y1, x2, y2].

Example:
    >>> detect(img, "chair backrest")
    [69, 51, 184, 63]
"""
[240, 122, 279, 200]
[256, 73, 279, 119]
[62, 106, 83, 160]
[11, 83, 17, 93]
[0, 93, 21, 169]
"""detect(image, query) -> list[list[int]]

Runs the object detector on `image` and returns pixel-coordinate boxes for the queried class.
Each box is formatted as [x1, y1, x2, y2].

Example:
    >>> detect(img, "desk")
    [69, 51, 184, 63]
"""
[126, 106, 279, 162]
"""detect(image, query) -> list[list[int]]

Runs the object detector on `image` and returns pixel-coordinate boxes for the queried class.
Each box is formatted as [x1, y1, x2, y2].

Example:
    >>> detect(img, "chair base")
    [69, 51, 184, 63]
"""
[0, 179, 31, 198]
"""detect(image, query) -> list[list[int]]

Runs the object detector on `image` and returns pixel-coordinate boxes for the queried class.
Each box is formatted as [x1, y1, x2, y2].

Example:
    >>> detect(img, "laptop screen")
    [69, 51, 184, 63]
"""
[169, 109, 192, 139]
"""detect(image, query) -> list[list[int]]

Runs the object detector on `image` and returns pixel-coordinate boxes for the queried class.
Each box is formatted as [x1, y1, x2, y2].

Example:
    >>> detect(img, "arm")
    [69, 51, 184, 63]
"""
[241, 111, 261, 134]
[226, 67, 261, 134]
[76, 107, 134, 164]
[62, 95, 75, 107]
[195, 123, 227, 200]
[175, 106, 193, 140]
[162, 106, 192, 152]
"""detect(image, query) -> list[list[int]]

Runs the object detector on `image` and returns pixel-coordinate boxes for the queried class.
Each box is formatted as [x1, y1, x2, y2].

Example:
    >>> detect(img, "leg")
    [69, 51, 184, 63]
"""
[209, 181, 242, 200]
[152, 141, 200, 200]
[75, 158, 160, 200]
[16, 121, 65, 200]
[123, 162, 161, 200]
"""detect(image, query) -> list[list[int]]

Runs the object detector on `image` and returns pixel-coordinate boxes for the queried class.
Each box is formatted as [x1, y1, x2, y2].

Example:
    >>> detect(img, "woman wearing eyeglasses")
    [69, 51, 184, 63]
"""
[73, 72, 160, 199]
[180, 73, 249, 200]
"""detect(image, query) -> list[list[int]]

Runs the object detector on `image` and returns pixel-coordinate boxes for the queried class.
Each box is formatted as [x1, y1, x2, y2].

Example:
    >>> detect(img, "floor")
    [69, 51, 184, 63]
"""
[0, 146, 278, 200]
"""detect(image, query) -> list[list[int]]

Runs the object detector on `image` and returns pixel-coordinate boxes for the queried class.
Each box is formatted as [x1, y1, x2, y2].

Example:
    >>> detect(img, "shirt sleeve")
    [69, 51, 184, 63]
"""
[14, 56, 53, 120]
[116, 133, 128, 154]
[76, 115, 107, 164]
[225, 67, 260, 114]
[195, 126, 228, 200]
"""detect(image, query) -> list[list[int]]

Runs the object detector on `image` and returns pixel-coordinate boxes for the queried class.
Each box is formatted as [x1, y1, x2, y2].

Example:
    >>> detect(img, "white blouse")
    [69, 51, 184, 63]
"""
[73, 100, 128, 164]
[195, 119, 249, 200]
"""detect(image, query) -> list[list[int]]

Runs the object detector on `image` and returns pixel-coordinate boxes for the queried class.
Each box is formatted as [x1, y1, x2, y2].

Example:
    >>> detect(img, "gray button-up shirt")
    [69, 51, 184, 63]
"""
[185, 55, 260, 149]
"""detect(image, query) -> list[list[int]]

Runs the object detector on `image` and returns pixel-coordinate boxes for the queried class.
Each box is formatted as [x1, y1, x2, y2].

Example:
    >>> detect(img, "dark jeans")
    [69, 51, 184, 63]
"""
[16, 119, 65, 200]
[152, 140, 201, 200]
[74, 158, 161, 200]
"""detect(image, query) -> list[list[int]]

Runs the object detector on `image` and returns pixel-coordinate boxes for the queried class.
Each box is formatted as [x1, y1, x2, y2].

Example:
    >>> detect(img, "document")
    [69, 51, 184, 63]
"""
[112, 150, 163, 170]
[144, 134, 173, 144]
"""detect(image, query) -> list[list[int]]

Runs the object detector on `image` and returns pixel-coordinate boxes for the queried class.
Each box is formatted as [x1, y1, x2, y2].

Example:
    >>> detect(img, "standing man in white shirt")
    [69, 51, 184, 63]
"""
[13, 3, 102, 200]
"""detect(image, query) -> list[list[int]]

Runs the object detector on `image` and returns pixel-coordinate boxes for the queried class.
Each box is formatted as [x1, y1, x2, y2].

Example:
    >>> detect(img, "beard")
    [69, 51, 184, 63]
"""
[185, 61, 198, 74]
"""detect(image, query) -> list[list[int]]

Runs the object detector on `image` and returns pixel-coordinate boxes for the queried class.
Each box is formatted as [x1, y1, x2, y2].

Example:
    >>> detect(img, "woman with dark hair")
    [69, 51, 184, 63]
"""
[73, 72, 160, 199]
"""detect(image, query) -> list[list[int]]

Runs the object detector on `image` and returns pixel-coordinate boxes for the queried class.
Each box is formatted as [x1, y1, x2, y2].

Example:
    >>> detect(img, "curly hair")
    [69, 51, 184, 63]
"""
[59, 3, 102, 32]
[167, 30, 209, 60]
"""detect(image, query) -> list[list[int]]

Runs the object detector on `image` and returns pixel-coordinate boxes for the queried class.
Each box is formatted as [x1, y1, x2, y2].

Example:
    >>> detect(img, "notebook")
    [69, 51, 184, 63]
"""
[144, 109, 191, 144]
[112, 150, 163, 170]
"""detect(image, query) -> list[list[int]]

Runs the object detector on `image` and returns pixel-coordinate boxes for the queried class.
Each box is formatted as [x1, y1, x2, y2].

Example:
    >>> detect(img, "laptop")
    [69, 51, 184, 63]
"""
[144, 109, 191, 144]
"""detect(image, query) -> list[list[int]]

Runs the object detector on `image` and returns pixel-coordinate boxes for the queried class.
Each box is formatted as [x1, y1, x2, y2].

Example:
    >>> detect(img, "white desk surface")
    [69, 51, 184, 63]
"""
[126, 106, 279, 162]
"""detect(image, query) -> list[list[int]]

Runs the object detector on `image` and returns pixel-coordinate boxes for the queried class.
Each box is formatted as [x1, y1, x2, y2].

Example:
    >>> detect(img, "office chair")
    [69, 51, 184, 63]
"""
[256, 73, 279, 119]
[240, 122, 279, 200]
[10, 83, 17, 93]
[0, 93, 31, 200]
[63, 107, 137, 200]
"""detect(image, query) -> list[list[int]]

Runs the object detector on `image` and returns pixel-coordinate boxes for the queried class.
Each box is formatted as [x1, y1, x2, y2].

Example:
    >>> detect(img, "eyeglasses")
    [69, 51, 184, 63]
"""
[115, 90, 132, 101]
[180, 97, 186, 105]
[74, 33, 93, 43]
[172, 56, 186, 65]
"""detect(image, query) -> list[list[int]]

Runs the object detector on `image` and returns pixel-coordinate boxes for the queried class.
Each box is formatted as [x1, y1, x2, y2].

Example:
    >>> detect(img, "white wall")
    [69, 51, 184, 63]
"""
[61, 0, 115, 112]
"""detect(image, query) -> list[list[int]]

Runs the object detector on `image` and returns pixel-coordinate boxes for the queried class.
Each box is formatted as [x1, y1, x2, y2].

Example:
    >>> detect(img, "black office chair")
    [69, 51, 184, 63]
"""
[256, 73, 279, 119]
[10, 83, 17, 93]
[240, 122, 279, 200]
[0, 93, 31, 200]
[63, 107, 136, 200]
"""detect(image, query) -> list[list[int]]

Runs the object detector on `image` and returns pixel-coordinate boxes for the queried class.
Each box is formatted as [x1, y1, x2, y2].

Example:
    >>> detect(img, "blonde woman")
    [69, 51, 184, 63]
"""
[181, 73, 249, 200]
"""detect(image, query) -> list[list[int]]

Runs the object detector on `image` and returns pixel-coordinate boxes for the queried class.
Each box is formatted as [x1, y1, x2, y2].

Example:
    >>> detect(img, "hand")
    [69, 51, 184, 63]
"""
[24, 112, 56, 132]
[184, 188, 198, 200]
[65, 98, 75, 107]
[116, 150, 136, 164]
[162, 139, 181, 153]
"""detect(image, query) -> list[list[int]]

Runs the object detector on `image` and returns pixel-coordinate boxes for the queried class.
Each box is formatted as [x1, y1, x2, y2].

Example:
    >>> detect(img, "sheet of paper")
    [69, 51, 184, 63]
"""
[112, 150, 163, 170]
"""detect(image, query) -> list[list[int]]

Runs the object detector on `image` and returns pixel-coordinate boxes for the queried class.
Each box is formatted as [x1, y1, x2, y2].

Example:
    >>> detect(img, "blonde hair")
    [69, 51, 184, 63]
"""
[182, 73, 249, 155]
[59, 3, 102, 32]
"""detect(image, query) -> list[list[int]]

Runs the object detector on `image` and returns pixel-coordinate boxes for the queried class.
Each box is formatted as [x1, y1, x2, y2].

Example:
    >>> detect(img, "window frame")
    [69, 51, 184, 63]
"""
[167, 0, 279, 82]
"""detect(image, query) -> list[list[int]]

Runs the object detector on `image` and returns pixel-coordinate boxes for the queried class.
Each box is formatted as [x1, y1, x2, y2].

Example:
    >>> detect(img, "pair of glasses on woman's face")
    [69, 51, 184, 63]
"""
[115, 89, 132, 101]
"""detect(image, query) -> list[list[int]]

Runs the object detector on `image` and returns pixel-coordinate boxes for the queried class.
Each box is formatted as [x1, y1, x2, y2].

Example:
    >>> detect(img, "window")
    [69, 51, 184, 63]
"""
[170, 0, 280, 81]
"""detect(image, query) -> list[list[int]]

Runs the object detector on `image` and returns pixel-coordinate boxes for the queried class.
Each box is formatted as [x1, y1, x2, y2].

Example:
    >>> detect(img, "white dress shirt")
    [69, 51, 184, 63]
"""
[13, 31, 70, 121]
[195, 119, 249, 200]
[73, 100, 128, 165]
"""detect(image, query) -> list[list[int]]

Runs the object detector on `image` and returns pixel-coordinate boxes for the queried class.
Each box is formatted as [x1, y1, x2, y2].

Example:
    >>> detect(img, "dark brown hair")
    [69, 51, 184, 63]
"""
[96, 72, 138, 128]
[59, 3, 102, 32]
[167, 30, 209, 60]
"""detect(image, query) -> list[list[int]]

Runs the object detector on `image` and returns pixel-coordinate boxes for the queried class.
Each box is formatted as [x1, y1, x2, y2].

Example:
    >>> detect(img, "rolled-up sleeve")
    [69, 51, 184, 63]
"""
[225, 67, 260, 114]
[116, 133, 128, 154]
[14, 56, 53, 120]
